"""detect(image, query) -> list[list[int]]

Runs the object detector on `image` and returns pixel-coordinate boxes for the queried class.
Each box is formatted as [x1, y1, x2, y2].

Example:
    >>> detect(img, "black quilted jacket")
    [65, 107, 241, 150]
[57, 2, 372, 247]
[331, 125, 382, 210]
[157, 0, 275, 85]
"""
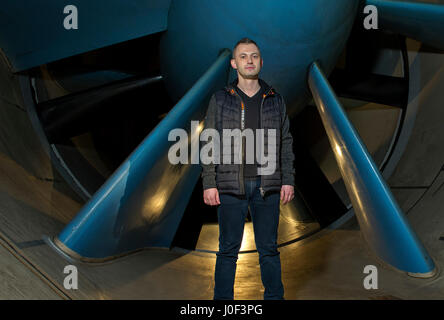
[201, 78, 295, 197]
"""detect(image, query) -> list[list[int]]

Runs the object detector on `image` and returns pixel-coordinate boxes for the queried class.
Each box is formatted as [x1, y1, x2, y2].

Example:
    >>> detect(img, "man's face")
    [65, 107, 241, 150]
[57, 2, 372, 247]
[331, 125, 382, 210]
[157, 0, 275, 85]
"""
[231, 43, 263, 80]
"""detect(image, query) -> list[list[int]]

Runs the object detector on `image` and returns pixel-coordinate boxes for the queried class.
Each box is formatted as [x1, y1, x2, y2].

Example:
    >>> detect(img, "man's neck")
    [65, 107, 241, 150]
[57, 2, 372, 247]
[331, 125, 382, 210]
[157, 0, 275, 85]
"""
[236, 76, 260, 96]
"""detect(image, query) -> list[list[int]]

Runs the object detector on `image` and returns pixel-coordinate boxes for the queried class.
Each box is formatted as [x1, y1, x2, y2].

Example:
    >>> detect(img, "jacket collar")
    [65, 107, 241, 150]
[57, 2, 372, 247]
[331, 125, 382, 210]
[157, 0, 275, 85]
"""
[225, 78, 275, 97]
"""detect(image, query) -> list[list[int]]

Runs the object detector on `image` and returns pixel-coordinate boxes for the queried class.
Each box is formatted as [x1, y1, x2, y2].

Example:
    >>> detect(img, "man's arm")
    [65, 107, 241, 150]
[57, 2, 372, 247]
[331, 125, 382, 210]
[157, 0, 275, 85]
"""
[280, 96, 295, 204]
[201, 94, 218, 190]
[280, 96, 295, 186]
[201, 94, 220, 206]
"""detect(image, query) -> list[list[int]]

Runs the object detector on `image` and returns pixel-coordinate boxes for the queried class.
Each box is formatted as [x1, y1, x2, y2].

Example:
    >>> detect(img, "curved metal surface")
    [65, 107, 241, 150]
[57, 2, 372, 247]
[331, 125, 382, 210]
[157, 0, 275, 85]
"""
[308, 61, 435, 275]
[1, 0, 444, 299]
[160, 0, 360, 114]
[39, 75, 163, 142]
[0, 0, 171, 71]
[54, 49, 232, 259]
[366, 0, 444, 50]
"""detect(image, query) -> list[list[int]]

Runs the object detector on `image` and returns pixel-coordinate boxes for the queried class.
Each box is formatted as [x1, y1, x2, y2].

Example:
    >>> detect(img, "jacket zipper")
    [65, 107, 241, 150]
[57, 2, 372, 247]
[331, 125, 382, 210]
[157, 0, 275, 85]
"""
[231, 89, 246, 195]
[259, 94, 265, 198]
[229, 86, 273, 197]
[259, 87, 272, 198]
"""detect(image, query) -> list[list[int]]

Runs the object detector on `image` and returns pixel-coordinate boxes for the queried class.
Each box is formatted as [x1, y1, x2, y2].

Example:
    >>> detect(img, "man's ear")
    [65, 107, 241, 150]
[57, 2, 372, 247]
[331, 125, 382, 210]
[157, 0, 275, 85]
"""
[230, 58, 237, 69]
[261, 58, 263, 67]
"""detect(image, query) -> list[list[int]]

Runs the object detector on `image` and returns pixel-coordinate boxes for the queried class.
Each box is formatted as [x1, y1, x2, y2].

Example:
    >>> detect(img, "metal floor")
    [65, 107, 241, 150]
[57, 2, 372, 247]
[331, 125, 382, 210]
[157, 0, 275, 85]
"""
[1, 40, 443, 299]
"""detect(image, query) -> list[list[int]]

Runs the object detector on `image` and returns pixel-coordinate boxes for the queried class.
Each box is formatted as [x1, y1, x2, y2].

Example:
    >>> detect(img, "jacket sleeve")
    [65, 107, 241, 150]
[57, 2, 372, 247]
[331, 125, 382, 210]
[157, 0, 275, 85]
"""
[200, 94, 218, 190]
[280, 96, 296, 186]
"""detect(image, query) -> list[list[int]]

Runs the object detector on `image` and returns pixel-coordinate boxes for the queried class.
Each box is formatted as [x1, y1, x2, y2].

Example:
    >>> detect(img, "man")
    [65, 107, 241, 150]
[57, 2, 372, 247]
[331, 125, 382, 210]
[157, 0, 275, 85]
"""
[201, 38, 295, 300]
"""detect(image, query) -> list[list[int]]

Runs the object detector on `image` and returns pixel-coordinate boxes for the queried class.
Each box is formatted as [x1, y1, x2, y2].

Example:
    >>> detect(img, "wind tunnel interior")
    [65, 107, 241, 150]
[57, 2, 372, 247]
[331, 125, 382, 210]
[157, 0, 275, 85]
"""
[2, 0, 444, 300]
[17, 20, 409, 254]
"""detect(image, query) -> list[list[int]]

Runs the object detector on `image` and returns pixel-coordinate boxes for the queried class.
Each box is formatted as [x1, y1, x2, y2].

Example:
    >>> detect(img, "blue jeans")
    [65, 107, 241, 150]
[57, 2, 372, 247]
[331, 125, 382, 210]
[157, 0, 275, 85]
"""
[213, 177, 284, 300]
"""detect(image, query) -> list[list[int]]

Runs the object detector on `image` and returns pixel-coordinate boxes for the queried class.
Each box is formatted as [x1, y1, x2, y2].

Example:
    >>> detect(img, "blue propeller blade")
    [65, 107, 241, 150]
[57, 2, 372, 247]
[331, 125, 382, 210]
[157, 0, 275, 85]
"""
[308, 61, 436, 276]
[51, 49, 231, 261]
[366, 0, 444, 50]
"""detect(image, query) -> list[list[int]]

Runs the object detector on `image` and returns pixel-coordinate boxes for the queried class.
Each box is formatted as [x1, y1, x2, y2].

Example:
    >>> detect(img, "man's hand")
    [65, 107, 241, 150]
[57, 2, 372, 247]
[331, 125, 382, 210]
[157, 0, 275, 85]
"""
[280, 185, 294, 205]
[204, 188, 220, 206]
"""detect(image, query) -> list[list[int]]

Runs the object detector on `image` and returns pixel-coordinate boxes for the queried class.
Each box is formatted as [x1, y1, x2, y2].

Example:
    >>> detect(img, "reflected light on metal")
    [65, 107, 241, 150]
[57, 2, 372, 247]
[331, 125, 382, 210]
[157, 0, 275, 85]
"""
[53, 49, 232, 260]
[308, 61, 436, 276]
[366, 0, 444, 50]
[240, 225, 254, 252]
[335, 143, 343, 159]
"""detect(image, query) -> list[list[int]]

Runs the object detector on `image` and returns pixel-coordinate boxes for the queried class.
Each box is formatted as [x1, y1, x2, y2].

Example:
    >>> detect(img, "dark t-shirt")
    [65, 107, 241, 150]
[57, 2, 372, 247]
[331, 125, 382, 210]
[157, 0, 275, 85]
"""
[235, 84, 266, 178]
